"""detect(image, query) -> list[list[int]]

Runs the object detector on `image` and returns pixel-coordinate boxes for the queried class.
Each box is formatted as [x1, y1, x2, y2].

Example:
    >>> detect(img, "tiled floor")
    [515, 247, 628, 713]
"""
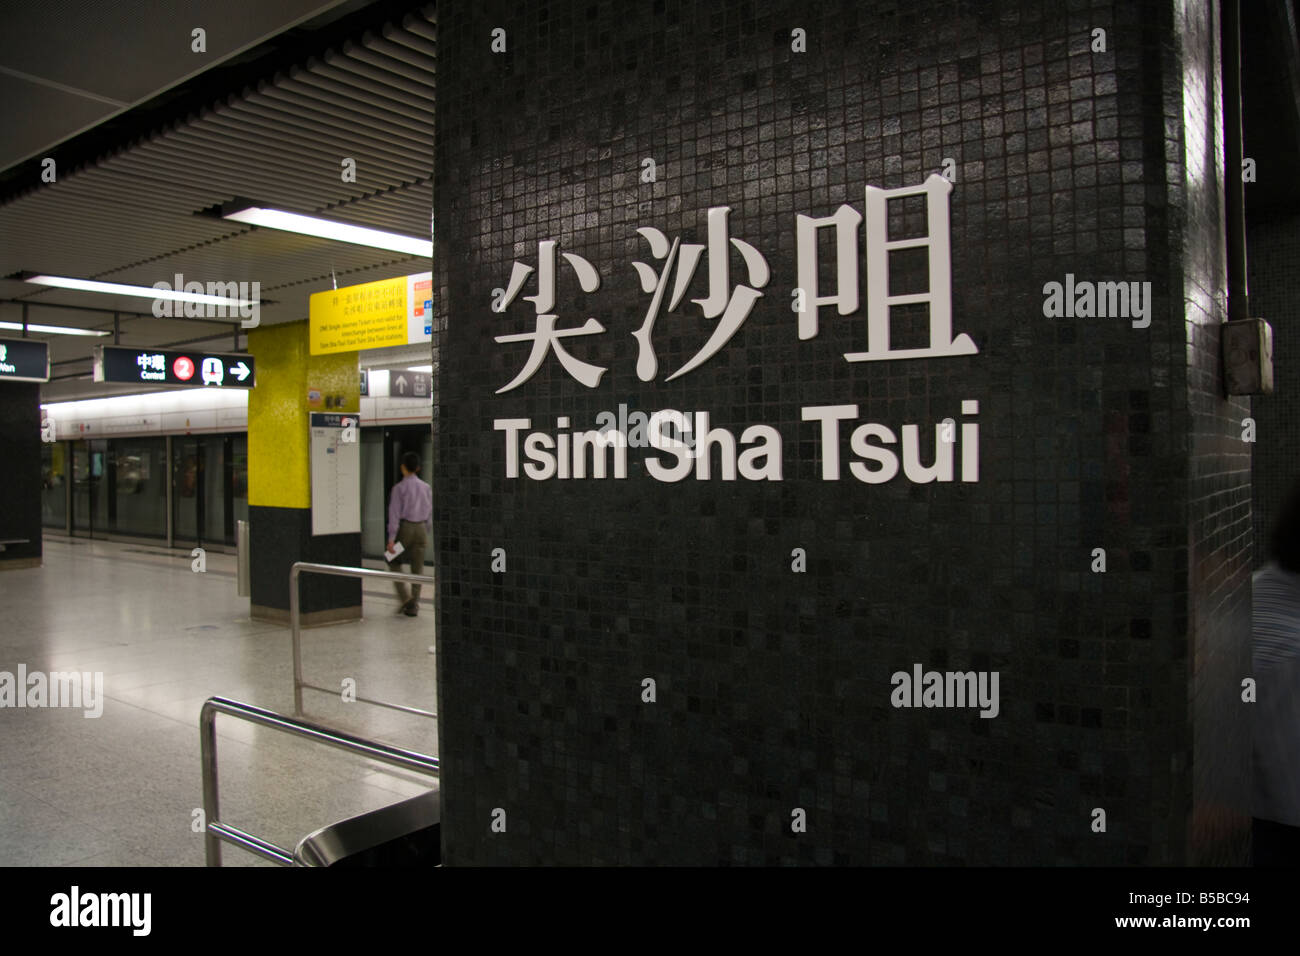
[0, 535, 438, 866]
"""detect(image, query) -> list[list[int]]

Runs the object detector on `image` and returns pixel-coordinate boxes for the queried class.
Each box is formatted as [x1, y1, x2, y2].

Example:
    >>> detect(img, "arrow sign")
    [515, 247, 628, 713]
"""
[395, 374, 408, 394]
[94, 345, 255, 388]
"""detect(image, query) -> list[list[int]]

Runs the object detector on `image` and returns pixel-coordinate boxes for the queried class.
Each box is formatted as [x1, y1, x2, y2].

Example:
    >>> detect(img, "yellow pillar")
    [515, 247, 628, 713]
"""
[245, 320, 361, 623]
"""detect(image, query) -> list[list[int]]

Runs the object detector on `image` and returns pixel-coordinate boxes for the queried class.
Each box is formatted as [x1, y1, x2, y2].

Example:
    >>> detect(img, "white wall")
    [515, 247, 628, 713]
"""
[41, 389, 430, 438]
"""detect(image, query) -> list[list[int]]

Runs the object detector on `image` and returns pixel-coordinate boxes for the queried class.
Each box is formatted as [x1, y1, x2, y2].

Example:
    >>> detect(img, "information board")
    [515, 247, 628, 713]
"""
[309, 271, 432, 355]
[309, 412, 361, 536]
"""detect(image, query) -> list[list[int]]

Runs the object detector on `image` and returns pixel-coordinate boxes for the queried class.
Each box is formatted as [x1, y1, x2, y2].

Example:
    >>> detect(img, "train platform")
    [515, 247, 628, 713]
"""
[0, 536, 437, 867]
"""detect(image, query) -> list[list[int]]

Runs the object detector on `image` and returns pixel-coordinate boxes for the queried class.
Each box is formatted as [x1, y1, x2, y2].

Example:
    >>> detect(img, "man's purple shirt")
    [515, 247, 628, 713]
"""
[388, 473, 432, 540]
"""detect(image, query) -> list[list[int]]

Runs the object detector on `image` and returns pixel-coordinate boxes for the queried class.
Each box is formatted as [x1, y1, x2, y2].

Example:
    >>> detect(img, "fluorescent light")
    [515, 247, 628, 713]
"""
[0, 320, 109, 337]
[23, 274, 256, 307]
[407, 365, 432, 372]
[223, 206, 432, 257]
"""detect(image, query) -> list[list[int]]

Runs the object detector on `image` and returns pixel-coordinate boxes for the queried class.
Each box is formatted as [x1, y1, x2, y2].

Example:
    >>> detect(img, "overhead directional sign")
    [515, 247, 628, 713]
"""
[94, 345, 256, 388]
[0, 338, 50, 383]
[365, 369, 430, 398]
[390, 370, 429, 398]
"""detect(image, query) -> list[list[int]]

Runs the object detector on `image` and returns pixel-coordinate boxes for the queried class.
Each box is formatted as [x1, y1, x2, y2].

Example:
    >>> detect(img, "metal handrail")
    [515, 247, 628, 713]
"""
[291, 561, 437, 719]
[200, 695, 440, 866]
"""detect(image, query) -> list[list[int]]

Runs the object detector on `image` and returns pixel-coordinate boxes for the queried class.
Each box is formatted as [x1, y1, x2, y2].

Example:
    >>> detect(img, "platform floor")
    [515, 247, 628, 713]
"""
[0, 535, 438, 867]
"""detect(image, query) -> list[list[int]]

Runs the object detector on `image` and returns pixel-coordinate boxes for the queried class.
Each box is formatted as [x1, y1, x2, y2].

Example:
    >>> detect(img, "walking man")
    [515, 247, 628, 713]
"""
[386, 451, 432, 617]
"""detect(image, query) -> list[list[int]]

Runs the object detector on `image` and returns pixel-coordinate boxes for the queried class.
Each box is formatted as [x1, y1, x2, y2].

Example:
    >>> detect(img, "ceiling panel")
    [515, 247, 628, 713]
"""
[0, 2, 436, 402]
[0, 0, 366, 170]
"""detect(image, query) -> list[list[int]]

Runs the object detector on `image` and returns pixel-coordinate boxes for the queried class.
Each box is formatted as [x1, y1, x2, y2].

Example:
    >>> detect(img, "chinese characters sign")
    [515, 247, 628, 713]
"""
[492, 174, 975, 394]
[309, 272, 433, 355]
[489, 175, 983, 485]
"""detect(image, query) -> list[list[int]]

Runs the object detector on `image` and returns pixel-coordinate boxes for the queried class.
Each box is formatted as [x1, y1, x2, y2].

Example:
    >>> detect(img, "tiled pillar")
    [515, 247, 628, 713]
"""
[0, 381, 42, 570]
[431, 0, 1253, 865]
[246, 320, 361, 624]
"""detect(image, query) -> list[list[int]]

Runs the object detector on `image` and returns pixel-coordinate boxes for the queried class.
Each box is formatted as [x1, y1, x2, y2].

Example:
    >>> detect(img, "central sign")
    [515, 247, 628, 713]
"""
[93, 346, 255, 388]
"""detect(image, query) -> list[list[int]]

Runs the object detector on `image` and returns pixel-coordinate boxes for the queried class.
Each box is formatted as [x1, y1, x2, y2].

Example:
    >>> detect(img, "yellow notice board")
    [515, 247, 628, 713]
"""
[310, 275, 409, 354]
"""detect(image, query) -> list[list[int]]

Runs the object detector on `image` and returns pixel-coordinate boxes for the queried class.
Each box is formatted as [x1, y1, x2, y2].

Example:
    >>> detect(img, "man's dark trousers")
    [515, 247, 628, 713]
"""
[389, 518, 428, 608]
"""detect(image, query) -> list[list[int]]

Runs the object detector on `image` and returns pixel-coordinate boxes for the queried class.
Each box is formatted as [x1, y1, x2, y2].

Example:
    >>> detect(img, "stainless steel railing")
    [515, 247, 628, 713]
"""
[199, 696, 440, 867]
[291, 561, 437, 719]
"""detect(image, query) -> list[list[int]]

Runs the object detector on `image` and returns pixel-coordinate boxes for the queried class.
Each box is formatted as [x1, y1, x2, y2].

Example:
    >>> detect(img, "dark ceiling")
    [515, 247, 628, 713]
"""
[0, 0, 387, 177]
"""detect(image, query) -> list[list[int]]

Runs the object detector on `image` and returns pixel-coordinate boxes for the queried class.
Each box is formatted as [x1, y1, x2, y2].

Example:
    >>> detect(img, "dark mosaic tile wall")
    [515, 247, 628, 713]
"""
[1247, 211, 1300, 569]
[432, 0, 1251, 864]
[248, 506, 361, 614]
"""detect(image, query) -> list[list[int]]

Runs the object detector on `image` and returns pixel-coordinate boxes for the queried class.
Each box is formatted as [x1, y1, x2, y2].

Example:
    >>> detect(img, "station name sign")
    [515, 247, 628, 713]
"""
[495, 402, 979, 484]
[0, 338, 50, 383]
[489, 174, 983, 485]
[94, 345, 255, 388]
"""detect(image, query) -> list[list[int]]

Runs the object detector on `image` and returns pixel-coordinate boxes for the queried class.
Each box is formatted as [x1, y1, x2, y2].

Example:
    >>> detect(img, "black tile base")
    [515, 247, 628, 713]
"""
[249, 504, 361, 615]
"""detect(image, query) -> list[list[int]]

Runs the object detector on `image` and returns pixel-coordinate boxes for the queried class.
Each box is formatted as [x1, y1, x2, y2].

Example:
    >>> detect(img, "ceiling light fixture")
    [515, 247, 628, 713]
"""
[21, 274, 257, 307]
[0, 320, 109, 336]
[221, 203, 432, 257]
